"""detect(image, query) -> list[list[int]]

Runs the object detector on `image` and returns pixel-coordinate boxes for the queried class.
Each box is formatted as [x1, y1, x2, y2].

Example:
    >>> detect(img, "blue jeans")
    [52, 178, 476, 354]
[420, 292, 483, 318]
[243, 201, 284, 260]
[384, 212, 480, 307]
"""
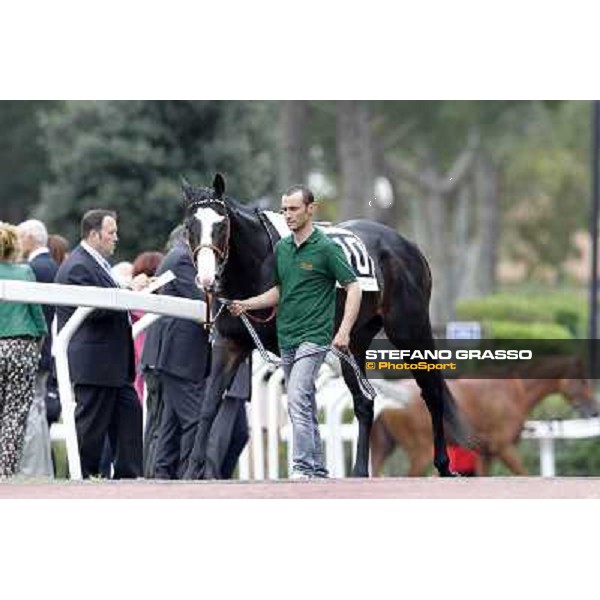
[281, 342, 328, 478]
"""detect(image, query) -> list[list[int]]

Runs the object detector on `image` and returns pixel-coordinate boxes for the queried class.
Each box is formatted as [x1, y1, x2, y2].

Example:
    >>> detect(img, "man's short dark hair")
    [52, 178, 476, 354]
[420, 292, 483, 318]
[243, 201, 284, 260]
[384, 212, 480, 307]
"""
[81, 209, 117, 239]
[285, 185, 314, 206]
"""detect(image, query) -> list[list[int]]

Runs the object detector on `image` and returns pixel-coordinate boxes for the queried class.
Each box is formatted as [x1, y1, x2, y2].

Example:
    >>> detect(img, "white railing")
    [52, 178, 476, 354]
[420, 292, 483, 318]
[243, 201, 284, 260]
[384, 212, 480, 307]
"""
[243, 356, 408, 479]
[244, 358, 600, 479]
[1, 277, 205, 480]
[4, 278, 598, 480]
[522, 417, 600, 476]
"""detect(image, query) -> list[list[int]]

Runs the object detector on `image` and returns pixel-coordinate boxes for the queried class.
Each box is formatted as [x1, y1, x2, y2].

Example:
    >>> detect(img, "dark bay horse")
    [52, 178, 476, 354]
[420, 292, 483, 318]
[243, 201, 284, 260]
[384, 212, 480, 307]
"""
[182, 173, 471, 479]
[371, 356, 599, 476]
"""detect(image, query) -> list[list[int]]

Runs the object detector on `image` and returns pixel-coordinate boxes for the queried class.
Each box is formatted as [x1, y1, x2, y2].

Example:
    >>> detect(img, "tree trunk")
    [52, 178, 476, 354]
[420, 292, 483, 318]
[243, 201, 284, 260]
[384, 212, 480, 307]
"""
[336, 101, 375, 221]
[278, 101, 309, 189]
[425, 187, 456, 328]
[372, 137, 401, 227]
[474, 152, 499, 295]
[453, 181, 474, 300]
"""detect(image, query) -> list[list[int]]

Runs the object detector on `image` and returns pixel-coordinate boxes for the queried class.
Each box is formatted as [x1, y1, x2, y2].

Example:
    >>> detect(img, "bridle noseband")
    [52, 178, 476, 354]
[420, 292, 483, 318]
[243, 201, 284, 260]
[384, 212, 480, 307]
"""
[187, 198, 231, 280]
[186, 197, 231, 329]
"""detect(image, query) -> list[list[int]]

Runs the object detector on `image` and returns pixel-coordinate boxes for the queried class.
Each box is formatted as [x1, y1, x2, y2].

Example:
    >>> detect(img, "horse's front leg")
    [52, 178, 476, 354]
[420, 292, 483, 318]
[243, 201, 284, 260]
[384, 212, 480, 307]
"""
[414, 371, 456, 477]
[184, 339, 245, 480]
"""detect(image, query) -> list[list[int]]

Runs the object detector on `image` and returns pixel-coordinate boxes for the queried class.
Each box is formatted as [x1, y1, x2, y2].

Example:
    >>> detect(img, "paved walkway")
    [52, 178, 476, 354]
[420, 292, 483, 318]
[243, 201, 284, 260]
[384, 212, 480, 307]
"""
[2, 477, 600, 499]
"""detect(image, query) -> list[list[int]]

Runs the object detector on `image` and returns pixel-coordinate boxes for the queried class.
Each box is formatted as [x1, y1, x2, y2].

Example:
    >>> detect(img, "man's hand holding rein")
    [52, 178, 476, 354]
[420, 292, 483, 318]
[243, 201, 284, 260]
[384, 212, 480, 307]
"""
[228, 286, 280, 317]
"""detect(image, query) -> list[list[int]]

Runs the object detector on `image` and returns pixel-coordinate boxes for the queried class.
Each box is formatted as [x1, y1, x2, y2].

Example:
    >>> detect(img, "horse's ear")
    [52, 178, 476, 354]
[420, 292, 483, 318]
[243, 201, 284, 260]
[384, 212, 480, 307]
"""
[213, 173, 226, 198]
[181, 176, 193, 203]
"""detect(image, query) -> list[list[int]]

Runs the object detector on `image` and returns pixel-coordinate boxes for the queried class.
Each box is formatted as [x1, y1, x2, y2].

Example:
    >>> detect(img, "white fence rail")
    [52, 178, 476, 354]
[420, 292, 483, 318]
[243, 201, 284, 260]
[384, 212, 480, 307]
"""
[1, 278, 205, 480]
[244, 356, 600, 479]
[2, 279, 599, 479]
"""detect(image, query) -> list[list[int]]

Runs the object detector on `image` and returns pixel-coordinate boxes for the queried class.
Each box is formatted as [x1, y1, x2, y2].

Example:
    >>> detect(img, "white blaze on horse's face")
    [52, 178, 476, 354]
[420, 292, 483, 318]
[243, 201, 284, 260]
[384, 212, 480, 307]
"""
[193, 207, 225, 289]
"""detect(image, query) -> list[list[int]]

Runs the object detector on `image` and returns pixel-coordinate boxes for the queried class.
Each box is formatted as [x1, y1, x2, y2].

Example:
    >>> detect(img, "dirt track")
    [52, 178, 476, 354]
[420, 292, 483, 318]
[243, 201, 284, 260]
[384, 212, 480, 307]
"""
[2, 477, 600, 499]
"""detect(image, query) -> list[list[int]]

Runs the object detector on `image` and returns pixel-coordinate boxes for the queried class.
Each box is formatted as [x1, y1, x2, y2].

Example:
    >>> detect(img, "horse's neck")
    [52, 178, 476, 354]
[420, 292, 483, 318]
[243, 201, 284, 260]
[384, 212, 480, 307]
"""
[517, 379, 561, 413]
[224, 209, 273, 294]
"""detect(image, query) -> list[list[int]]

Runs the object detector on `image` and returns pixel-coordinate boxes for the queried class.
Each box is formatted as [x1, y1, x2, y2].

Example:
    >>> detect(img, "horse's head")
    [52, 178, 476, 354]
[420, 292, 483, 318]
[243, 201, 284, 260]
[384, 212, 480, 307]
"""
[559, 358, 599, 418]
[183, 173, 230, 293]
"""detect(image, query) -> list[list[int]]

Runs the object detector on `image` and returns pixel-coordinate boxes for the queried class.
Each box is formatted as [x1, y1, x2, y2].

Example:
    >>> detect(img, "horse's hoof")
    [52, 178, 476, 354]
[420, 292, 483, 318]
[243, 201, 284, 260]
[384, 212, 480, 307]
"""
[351, 468, 370, 478]
[438, 468, 460, 478]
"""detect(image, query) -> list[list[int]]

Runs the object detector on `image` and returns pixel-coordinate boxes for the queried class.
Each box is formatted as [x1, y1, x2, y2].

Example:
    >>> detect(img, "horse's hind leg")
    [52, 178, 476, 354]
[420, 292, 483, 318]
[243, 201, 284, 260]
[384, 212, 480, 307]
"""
[383, 325, 455, 477]
[411, 369, 455, 476]
[370, 416, 396, 476]
[497, 445, 528, 476]
[407, 448, 433, 477]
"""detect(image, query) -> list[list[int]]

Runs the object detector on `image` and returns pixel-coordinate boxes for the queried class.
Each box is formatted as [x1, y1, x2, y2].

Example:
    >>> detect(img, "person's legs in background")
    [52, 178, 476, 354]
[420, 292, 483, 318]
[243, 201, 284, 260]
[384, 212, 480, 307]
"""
[153, 387, 181, 479]
[18, 370, 54, 477]
[74, 385, 116, 479]
[142, 367, 163, 478]
[0, 339, 39, 477]
[158, 372, 203, 479]
[111, 383, 142, 479]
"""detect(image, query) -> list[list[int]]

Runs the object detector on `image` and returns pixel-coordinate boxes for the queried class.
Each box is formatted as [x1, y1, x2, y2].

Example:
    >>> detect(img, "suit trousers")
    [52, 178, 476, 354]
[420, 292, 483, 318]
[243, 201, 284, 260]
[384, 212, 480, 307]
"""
[74, 383, 142, 479]
[142, 368, 164, 478]
[154, 371, 204, 479]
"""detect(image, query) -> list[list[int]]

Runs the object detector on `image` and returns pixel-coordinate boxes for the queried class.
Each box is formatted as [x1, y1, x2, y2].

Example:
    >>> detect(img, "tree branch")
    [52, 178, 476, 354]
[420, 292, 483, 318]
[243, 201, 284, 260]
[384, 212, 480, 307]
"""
[384, 153, 436, 192]
[438, 128, 480, 195]
[379, 120, 418, 152]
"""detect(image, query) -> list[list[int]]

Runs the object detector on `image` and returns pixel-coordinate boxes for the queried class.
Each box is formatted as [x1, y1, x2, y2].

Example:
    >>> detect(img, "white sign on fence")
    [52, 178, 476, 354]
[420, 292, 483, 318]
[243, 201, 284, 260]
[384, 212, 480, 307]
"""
[446, 321, 481, 339]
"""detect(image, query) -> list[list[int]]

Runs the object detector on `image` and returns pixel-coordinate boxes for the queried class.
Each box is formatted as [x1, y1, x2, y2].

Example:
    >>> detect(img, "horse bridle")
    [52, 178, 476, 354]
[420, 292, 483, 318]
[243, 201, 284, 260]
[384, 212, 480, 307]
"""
[186, 198, 231, 328]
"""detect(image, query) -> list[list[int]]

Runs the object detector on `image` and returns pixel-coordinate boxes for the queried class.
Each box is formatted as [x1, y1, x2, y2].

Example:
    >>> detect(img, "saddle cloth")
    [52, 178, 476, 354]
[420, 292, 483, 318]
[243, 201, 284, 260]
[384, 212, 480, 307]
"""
[263, 211, 379, 292]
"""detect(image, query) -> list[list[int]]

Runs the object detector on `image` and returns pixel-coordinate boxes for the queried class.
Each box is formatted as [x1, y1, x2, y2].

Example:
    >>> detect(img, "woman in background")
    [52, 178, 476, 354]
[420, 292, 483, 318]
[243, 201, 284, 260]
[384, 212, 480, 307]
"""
[47, 233, 70, 266]
[131, 251, 164, 402]
[0, 222, 48, 477]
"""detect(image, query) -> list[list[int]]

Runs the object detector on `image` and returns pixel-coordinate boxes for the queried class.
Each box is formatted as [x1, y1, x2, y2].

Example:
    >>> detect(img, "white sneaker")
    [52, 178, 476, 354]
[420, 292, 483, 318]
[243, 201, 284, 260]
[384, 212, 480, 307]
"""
[290, 471, 311, 480]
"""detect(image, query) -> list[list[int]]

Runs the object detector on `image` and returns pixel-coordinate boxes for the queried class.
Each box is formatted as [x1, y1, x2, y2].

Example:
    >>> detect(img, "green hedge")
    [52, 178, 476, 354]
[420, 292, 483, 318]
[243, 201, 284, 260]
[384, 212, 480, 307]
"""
[486, 320, 573, 339]
[456, 292, 587, 337]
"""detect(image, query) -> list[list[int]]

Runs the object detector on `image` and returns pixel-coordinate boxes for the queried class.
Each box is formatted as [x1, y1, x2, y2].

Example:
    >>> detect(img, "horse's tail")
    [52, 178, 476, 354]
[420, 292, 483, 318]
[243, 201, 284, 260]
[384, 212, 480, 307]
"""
[442, 380, 478, 449]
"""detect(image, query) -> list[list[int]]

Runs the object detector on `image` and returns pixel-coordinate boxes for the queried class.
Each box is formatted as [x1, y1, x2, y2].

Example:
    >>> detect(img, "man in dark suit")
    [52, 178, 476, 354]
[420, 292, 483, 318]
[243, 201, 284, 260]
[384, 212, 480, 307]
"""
[144, 234, 210, 479]
[144, 228, 250, 479]
[55, 209, 142, 479]
[139, 313, 166, 478]
[17, 219, 57, 477]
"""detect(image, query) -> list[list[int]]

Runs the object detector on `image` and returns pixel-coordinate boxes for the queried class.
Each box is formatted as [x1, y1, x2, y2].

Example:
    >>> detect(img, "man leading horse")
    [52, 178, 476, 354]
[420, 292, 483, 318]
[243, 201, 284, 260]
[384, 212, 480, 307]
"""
[183, 174, 471, 479]
[228, 184, 361, 479]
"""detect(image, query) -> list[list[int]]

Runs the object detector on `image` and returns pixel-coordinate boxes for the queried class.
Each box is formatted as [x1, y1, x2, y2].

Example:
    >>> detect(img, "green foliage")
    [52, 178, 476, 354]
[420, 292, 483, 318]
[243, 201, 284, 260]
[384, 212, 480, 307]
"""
[457, 291, 587, 336]
[485, 320, 573, 340]
[554, 439, 600, 475]
[51, 440, 69, 479]
[37, 101, 279, 258]
[0, 101, 55, 223]
[499, 101, 590, 278]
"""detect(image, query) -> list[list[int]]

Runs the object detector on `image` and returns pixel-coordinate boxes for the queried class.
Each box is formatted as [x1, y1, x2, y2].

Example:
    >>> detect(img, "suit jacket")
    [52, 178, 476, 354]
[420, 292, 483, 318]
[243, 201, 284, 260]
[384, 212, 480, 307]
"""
[29, 251, 58, 372]
[141, 241, 210, 383]
[54, 244, 135, 387]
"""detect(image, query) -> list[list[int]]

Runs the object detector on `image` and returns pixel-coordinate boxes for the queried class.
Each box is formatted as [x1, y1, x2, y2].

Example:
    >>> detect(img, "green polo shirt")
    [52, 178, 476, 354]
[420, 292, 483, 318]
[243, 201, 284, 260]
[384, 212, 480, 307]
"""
[275, 227, 356, 350]
[0, 263, 47, 339]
